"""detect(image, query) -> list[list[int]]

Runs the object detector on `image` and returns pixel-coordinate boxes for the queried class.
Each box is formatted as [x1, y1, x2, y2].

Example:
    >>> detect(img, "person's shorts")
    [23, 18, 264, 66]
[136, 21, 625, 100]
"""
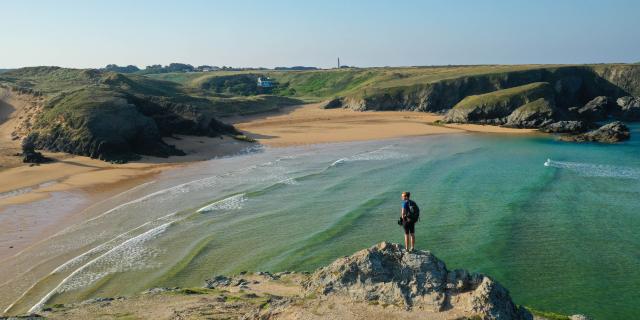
[403, 221, 415, 234]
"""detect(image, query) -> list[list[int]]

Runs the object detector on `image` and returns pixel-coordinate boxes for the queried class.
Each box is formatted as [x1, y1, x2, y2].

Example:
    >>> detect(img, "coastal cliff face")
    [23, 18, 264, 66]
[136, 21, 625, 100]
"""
[339, 65, 639, 138]
[341, 66, 640, 113]
[0, 68, 239, 162]
[31, 243, 585, 320]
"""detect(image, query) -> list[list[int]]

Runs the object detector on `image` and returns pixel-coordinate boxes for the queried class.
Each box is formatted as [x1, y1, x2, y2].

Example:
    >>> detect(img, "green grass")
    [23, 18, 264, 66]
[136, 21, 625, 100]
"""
[143, 64, 640, 110]
[453, 82, 551, 111]
[145, 65, 559, 102]
[233, 134, 257, 142]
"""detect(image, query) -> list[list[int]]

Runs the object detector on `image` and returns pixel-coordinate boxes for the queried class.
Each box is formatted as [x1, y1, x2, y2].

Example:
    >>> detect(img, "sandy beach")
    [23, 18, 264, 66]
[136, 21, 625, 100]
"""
[232, 103, 537, 147]
[0, 98, 536, 260]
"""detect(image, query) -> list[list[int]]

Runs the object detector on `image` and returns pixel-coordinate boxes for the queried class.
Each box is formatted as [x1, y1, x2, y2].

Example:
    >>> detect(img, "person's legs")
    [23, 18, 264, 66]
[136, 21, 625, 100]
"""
[410, 233, 415, 250]
[403, 222, 410, 250]
[404, 233, 410, 250]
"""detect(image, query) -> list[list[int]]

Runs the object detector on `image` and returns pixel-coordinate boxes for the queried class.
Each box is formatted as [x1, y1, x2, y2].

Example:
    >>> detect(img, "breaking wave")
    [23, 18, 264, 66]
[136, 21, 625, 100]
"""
[330, 145, 407, 167]
[197, 194, 247, 213]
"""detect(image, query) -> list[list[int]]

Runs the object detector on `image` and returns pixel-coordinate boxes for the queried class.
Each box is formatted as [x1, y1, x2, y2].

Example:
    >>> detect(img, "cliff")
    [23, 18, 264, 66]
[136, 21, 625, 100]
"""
[0, 68, 271, 162]
[340, 65, 640, 113]
[25, 243, 587, 320]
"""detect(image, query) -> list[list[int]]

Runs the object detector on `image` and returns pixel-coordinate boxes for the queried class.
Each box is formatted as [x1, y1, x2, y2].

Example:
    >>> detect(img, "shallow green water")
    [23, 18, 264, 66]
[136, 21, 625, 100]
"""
[7, 125, 640, 319]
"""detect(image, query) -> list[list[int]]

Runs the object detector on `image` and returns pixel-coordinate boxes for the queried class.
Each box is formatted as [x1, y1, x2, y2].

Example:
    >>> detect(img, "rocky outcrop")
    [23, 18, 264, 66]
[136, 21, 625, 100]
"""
[21, 136, 52, 164]
[504, 98, 556, 128]
[560, 121, 630, 143]
[304, 242, 531, 319]
[321, 97, 343, 109]
[577, 96, 616, 121]
[616, 96, 640, 120]
[25, 88, 186, 163]
[443, 82, 556, 126]
[540, 121, 590, 134]
[341, 65, 640, 113]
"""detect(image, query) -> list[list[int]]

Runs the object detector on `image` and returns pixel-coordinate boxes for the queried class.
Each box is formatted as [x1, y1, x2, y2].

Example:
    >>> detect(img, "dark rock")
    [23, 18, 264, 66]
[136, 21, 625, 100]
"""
[79, 297, 114, 305]
[1, 313, 45, 319]
[504, 98, 557, 128]
[616, 96, 640, 120]
[255, 271, 279, 280]
[577, 96, 616, 121]
[541, 121, 590, 134]
[204, 275, 232, 289]
[21, 137, 52, 164]
[234, 278, 249, 286]
[304, 242, 531, 319]
[322, 98, 343, 109]
[561, 121, 630, 143]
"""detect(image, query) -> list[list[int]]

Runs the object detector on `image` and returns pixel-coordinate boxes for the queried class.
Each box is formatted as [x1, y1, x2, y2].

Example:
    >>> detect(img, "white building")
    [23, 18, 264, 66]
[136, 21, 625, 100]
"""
[257, 77, 274, 88]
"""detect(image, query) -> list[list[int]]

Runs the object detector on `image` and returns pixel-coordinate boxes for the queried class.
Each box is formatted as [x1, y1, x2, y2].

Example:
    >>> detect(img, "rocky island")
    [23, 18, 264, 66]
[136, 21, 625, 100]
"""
[19, 243, 587, 320]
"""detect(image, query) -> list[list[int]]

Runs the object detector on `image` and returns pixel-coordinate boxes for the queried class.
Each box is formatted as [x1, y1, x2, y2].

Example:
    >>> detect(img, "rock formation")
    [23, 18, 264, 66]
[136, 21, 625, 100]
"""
[304, 242, 532, 319]
[504, 98, 556, 128]
[21, 136, 52, 164]
[577, 96, 616, 121]
[541, 121, 590, 134]
[616, 96, 640, 120]
[443, 82, 556, 127]
[560, 121, 630, 143]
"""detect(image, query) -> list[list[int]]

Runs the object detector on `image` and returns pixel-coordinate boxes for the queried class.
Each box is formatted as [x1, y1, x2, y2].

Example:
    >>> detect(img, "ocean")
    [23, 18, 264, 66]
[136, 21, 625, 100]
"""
[3, 125, 640, 319]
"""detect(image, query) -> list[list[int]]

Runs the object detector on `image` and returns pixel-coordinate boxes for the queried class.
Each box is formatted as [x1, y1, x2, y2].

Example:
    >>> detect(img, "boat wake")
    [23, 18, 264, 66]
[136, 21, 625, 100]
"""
[544, 158, 640, 180]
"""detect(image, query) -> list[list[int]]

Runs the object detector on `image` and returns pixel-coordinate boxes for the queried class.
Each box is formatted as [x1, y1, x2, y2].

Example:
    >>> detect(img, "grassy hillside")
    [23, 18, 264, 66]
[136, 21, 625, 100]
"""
[147, 65, 553, 102]
[146, 64, 640, 112]
[443, 82, 557, 126]
[451, 82, 551, 112]
[0, 67, 301, 161]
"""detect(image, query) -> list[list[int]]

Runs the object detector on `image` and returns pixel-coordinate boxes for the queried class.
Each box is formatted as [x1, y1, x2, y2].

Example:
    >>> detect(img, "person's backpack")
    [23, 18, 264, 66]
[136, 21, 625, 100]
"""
[406, 200, 420, 222]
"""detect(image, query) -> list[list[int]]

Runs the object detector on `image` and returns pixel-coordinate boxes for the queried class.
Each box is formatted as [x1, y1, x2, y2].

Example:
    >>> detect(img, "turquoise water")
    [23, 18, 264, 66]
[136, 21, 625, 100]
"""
[4, 125, 640, 319]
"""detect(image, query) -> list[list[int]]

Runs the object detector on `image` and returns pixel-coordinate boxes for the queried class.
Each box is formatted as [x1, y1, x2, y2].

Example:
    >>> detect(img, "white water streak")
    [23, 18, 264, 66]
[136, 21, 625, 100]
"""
[545, 159, 640, 180]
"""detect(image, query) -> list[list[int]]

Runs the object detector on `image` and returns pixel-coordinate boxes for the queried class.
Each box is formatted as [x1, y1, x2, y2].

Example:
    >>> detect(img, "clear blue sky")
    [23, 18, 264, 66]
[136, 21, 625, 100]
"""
[1, 0, 639, 68]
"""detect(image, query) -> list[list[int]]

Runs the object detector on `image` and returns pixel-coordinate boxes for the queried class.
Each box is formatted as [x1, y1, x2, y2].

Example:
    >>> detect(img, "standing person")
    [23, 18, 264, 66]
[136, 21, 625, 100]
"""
[400, 191, 420, 252]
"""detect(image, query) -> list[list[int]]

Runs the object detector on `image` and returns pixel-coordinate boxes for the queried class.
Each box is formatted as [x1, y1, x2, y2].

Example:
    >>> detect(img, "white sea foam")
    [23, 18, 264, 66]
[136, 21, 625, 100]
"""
[330, 159, 346, 167]
[28, 220, 174, 312]
[545, 159, 640, 180]
[278, 177, 298, 185]
[52, 211, 178, 274]
[197, 194, 247, 213]
[330, 145, 407, 167]
[0, 187, 33, 200]
[38, 181, 58, 188]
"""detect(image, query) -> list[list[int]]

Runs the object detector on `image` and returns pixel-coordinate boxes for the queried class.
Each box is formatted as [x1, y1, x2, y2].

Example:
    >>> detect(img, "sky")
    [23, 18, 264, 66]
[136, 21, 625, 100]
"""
[1, 0, 639, 69]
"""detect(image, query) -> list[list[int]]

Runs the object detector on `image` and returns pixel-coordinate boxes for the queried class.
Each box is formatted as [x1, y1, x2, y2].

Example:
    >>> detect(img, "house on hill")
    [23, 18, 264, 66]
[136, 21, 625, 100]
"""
[257, 77, 274, 88]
